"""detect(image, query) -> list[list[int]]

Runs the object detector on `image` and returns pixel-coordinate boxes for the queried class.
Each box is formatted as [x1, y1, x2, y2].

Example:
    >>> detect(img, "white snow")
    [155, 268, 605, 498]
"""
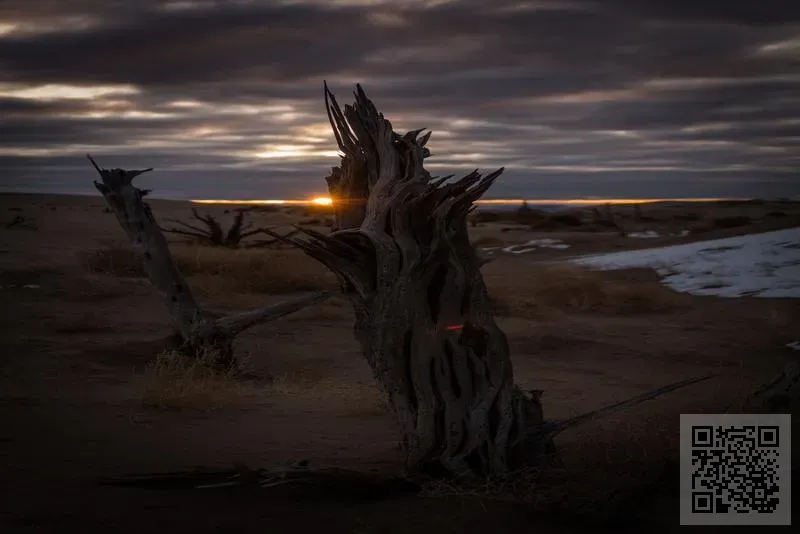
[569, 227, 800, 298]
[502, 239, 570, 254]
[628, 230, 660, 238]
[628, 229, 690, 238]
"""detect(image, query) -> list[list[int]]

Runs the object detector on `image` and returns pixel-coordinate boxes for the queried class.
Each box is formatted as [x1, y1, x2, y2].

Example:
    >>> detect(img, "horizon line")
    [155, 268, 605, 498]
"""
[189, 196, 753, 206]
[0, 190, 782, 206]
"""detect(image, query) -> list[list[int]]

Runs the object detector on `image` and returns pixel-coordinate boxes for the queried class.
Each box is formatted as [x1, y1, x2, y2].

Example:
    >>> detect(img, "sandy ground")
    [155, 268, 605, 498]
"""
[1, 193, 799, 533]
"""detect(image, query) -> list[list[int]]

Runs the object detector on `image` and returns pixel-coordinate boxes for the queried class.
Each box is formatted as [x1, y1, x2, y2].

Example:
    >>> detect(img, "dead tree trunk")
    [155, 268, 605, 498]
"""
[162, 208, 272, 248]
[88, 155, 330, 367]
[276, 85, 554, 479]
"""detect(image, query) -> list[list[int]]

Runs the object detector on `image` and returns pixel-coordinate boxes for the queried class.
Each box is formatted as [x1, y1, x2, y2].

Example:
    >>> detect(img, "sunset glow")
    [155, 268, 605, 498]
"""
[189, 197, 745, 207]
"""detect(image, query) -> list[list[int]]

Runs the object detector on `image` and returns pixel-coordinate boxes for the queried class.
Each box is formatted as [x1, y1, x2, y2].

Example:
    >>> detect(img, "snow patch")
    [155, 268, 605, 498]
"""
[502, 239, 570, 254]
[628, 230, 660, 238]
[570, 227, 800, 298]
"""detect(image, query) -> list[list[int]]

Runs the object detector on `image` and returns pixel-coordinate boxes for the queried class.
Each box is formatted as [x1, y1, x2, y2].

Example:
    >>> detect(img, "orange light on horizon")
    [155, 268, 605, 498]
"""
[189, 198, 332, 206]
[189, 196, 751, 207]
[310, 196, 333, 206]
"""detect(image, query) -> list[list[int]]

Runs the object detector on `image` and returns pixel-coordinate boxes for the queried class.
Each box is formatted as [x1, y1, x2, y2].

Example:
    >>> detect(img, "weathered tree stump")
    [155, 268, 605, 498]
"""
[274, 84, 556, 479]
[88, 155, 330, 367]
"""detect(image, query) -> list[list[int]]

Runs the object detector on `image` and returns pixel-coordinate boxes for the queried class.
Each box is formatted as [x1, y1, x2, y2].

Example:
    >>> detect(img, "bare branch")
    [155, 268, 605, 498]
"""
[159, 228, 212, 240]
[162, 219, 212, 235]
[214, 291, 332, 336]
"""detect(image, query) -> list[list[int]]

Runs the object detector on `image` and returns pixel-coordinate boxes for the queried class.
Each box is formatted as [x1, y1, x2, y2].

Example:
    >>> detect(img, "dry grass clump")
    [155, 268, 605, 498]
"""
[172, 245, 334, 294]
[79, 243, 144, 277]
[138, 347, 259, 411]
[489, 265, 688, 318]
[79, 240, 335, 294]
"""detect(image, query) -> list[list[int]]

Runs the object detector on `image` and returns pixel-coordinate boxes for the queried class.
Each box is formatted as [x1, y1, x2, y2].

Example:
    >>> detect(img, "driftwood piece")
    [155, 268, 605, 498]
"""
[162, 208, 277, 248]
[270, 84, 711, 479]
[88, 154, 330, 366]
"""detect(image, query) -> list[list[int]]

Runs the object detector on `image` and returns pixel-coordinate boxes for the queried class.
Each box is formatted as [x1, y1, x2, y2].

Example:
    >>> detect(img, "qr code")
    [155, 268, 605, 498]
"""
[680, 414, 791, 526]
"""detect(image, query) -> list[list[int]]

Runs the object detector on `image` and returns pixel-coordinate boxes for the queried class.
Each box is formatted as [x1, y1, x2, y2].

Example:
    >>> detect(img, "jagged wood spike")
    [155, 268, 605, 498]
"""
[430, 174, 454, 187]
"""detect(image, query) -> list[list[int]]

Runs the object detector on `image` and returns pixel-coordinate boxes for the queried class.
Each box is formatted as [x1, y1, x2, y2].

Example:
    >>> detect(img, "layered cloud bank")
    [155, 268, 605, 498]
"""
[1, 0, 799, 199]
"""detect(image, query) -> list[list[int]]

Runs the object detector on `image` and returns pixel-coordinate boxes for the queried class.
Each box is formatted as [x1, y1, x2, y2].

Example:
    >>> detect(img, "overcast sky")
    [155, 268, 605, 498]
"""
[1, 0, 798, 201]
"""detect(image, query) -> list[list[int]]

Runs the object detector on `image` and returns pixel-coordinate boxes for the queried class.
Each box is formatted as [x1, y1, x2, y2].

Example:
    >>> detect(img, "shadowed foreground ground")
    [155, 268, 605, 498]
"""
[1, 194, 799, 533]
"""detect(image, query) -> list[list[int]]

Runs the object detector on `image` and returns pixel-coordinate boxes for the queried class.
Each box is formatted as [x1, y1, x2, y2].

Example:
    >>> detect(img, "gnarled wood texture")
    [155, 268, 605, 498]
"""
[88, 155, 330, 367]
[279, 85, 554, 478]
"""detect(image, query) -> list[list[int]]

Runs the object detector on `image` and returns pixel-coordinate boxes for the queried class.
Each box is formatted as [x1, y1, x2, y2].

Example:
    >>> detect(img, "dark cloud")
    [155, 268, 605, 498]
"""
[1, 0, 798, 200]
[579, 0, 800, 25]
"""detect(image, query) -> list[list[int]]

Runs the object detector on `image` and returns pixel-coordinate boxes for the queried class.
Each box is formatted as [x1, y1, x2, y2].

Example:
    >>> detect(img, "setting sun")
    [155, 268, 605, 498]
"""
[311, 196, 333, 206]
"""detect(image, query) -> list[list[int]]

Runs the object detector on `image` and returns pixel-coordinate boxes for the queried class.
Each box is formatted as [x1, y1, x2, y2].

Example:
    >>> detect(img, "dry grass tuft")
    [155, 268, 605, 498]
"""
[489, 265, 688, 318]
[79, 243, 144, 277]
[79, 240, 335, 294]
[138, 348, 259, 411]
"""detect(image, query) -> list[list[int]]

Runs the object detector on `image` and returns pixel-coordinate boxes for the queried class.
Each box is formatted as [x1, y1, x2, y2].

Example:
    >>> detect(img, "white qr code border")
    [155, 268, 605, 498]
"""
[680, 413, 791, 526]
